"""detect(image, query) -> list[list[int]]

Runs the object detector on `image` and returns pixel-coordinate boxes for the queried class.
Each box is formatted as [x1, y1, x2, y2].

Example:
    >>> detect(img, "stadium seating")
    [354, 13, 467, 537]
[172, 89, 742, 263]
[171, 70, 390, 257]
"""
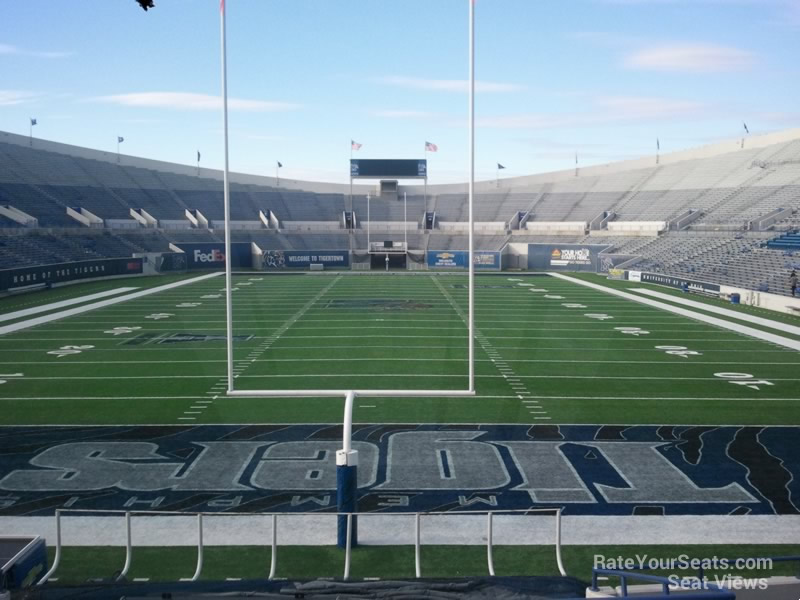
[3, 129, 800, 295]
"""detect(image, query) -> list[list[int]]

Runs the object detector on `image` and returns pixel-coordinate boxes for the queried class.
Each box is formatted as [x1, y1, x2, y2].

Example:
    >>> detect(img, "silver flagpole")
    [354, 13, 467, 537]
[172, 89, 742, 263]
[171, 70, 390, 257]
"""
[220, 0, 234, 392]
[468, 0, 475, 393]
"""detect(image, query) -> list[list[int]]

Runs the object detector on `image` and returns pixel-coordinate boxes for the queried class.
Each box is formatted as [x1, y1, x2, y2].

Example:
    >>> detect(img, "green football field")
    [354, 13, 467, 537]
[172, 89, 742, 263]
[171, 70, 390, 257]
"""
[1, 270, 798, 427]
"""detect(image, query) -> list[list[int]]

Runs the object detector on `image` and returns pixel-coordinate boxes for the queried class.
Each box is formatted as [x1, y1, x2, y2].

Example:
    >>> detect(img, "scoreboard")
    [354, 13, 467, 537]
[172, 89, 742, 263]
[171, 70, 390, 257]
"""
[350, 159, 427, 179]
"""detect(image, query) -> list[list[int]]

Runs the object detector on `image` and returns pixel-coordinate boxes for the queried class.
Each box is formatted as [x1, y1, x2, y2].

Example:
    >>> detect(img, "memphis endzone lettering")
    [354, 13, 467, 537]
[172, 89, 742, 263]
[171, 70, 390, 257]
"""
[193, 249, 225, 263]
[0, 433, 759, 506]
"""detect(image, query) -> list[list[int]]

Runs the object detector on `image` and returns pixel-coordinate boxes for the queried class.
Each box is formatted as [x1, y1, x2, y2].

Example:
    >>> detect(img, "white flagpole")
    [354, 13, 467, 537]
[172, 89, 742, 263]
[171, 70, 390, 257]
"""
[468, 0, 475, 393]
[404, 191, 407, 251]
[220, 0, 234, 392]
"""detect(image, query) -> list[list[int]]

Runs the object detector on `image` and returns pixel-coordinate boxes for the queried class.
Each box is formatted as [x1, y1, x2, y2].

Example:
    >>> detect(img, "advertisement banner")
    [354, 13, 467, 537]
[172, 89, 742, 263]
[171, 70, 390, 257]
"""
[0, 257, 143, 292]
[174, 243, 252, 270]
[639, 272, 720, 295]
[527, 244, 611, 272]
[607, 268, 626, 280]
[263, 250, 350, 269]
[628, 270, 642, 282]
[426, 251, 501, 270]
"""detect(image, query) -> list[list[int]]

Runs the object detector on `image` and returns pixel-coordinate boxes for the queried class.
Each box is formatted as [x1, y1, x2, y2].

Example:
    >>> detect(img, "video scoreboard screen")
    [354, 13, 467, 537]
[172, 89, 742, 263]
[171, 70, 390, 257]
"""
[350, 159, 427, 178]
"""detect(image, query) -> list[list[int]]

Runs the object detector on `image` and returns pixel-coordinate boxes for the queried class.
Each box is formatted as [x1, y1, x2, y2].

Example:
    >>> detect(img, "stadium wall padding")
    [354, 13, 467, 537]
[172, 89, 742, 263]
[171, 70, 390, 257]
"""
[0, 257, 143, 292]
[527, 243, 611, 272]
[262, 250, 350, 269]
[426, 250, 501, 270]
[633, 271, 721, 294]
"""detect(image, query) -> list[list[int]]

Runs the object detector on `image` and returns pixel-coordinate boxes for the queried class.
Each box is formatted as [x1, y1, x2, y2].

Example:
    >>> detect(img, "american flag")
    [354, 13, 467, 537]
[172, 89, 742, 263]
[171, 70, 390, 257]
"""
[351, 140, 362, 151]
[425, 141, 438, 152]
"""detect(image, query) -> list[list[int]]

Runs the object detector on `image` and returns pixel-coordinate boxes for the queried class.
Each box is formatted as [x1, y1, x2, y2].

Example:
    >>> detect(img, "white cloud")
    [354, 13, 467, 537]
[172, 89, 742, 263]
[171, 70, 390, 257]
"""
[377, 76, 523, 93]
[93, 92, 300, 112]
[0, 90, 41, 106]
[624, 43, 756, 72]
[0, 43, 72, 58]
[595, 95, 706, 118]
[371, 109, 438, 119]
[476, 95, 708, 129]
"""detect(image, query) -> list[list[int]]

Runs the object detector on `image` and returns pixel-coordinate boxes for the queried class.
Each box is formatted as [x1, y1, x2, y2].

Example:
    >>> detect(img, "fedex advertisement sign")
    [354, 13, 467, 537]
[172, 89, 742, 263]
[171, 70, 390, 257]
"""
[193, 249, 225, 263]
[177, 243, 252, 270]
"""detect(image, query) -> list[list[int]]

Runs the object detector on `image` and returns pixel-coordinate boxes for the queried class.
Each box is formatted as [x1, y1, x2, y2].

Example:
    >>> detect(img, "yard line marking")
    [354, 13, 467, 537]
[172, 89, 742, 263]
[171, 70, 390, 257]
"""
[186, 275, 343, 419]
[178, 417, 196, 421]
[17, 372, 798, 381]
[0, 288, 138, 323]
[4, 394, 798, 402]
[431, 275, 550, 420]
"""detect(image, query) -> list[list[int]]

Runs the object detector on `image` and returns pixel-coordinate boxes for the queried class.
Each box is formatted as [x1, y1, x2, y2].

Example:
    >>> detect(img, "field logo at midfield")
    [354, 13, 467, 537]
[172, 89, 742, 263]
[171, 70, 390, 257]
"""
[0, 425, 796, 516]
[326, 299, 432, 311]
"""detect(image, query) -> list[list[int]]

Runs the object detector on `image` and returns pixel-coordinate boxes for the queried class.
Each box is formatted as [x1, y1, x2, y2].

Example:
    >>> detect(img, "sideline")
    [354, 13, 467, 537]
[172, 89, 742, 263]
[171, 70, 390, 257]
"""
[0, 287, 139, 323]
[0, 273, 221, 336]
[549, 274, 800, 352]
[633, 288, 800, 336]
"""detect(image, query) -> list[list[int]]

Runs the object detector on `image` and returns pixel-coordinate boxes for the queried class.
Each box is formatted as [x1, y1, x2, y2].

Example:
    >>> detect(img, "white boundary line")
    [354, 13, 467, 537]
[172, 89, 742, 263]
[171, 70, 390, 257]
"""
[550, 273, 800, 352]
[633, 288, 800, 336]
[0, 273, 222, 336]
[0, 287, 139, 323]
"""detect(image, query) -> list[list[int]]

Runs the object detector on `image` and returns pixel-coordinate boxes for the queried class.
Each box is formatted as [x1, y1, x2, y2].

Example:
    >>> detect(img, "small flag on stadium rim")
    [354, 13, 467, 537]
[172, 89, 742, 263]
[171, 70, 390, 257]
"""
[118, 136, 124, 143]
[351, 140, 362, 151]
[30, 118, 37, 126]
[197, 151, 201, 162]
[575, 152, 578, 165]
[657, 138, 660, 151]
[277, 161, 283, 168]
[743, 122, 749, 134]
[425, 141, 438, 152]
[497, 163, 506, 170]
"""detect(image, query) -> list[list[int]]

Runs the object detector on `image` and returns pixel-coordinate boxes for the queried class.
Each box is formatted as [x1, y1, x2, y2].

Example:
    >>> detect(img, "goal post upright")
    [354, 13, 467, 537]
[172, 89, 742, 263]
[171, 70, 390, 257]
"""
[220, 0, 234, 393]
[467, 0, 475, 394]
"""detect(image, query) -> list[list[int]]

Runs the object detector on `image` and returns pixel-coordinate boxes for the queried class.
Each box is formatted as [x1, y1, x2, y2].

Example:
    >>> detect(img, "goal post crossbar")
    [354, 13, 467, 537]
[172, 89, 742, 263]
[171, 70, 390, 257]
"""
[225, 390, 476, 398]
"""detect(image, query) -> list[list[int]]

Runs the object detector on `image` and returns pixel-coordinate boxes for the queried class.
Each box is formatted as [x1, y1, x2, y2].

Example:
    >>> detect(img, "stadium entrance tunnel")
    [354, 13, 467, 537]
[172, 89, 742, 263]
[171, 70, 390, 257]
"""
[370, 252, 407, 270]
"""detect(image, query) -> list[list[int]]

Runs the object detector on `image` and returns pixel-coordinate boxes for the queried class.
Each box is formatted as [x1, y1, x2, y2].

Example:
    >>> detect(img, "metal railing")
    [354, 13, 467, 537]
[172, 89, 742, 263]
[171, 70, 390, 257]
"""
[37, 507, 565, 584]
[591, 569, 735, 599]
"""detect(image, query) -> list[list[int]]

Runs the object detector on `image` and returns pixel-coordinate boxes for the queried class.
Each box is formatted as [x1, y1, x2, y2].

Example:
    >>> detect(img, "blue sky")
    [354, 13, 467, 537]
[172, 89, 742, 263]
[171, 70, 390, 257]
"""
[2, 0, 799, 183]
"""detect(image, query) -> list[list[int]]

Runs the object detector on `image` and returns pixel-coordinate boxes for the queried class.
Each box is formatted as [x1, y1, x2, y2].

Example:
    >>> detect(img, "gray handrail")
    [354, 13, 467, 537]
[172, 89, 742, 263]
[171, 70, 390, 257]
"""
[39, 507, 565, 584]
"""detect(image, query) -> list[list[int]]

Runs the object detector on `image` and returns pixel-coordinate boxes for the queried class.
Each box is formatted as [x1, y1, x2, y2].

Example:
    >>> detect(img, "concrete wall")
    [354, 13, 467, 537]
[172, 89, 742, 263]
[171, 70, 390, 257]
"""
[5, 126, 799, 196]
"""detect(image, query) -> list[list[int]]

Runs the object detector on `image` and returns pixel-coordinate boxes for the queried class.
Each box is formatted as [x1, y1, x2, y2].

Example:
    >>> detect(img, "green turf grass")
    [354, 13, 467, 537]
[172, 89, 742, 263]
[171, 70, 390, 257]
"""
[1, 272, 798, 426]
